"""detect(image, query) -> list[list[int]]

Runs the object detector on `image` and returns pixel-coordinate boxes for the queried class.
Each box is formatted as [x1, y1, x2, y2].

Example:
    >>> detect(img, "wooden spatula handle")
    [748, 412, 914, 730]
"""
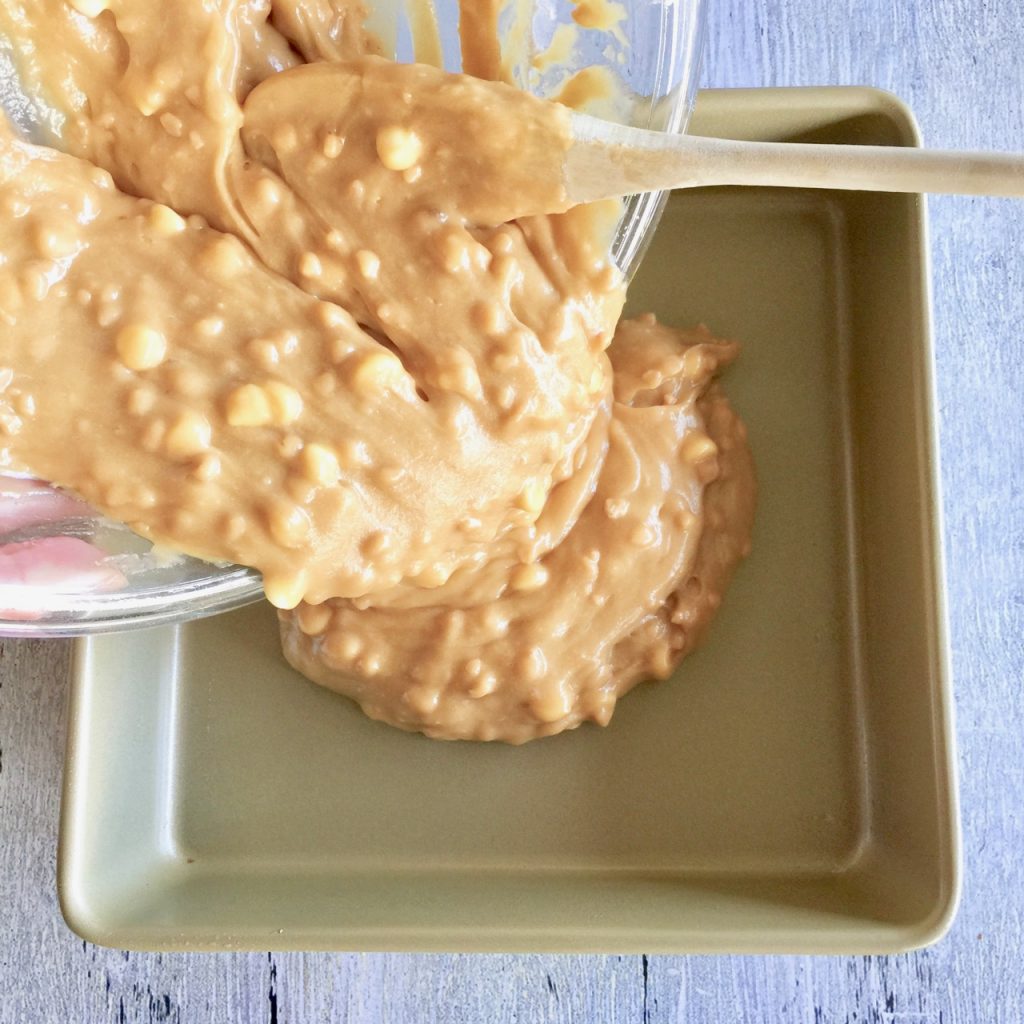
[567, 113, 1024, 201]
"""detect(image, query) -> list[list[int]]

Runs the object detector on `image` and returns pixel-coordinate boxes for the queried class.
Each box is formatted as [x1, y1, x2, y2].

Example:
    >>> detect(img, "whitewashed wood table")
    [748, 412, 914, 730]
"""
[2, 1, 1023, 1020]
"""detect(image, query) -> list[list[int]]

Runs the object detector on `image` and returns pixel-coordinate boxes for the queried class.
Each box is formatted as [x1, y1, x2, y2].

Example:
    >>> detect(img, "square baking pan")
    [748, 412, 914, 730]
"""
[57, 87, 959, 954]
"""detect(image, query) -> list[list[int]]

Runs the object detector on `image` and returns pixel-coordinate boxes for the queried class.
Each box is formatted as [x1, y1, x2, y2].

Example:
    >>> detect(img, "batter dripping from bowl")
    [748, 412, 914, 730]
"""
[0, 0, 754, 742]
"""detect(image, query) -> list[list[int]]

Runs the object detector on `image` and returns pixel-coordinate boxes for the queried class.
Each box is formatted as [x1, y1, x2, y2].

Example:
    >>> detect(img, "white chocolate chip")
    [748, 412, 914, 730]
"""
[515, 479, 547, 515]
[355, 249, 381, 281]
[299, 251, 322, 278]
[263, 571, 307, 610]
[147, 204, 186, 236]
[375, 126, 423, 171]
[115, 324, 167, 371]
[300, 443, 341, 486]
[263, 381, 304, 425]
[321, 132, 344, 158]
[267, 500, 311, 549]
[348, 350, 412, 399]
[225, 383, 272, 427]
[165, 410, 212, 459]
[67, 0, 107, 16]
[509, 563, 549, 592]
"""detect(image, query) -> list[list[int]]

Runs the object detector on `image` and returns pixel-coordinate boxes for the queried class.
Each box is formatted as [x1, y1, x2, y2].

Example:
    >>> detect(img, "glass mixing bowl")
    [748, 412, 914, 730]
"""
[0, 0, 706, 636]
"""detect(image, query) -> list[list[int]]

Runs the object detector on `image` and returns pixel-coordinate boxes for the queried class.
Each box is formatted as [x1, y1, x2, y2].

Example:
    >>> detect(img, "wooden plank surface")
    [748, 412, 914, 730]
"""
[2, 0, 1023, 1020]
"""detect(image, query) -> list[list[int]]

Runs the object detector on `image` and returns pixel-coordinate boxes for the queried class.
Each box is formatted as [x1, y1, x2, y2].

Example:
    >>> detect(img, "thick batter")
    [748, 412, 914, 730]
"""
[0, 0, 755, 742]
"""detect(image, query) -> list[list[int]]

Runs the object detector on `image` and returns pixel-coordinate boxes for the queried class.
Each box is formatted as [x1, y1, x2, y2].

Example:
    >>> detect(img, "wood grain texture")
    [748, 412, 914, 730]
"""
[2, 0, 1023, 1020]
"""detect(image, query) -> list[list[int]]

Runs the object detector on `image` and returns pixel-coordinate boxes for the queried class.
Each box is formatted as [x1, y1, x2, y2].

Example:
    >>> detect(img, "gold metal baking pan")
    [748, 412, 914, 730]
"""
[57, 87, 960, 953]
